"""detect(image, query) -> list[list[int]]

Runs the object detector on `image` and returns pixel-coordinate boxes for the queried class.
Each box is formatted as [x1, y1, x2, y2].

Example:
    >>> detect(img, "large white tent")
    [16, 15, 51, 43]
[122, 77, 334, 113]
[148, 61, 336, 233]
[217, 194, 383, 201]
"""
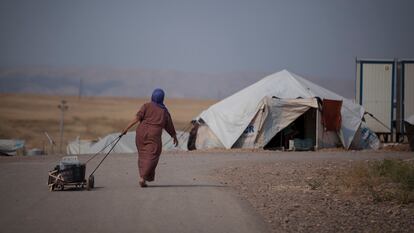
[196, 70, 372, 150]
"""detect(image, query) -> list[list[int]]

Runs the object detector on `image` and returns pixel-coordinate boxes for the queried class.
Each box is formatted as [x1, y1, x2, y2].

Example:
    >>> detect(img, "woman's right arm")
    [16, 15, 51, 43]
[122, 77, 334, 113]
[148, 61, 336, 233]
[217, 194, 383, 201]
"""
[122, 116, 140, 135]
[122, 104, 146, 135]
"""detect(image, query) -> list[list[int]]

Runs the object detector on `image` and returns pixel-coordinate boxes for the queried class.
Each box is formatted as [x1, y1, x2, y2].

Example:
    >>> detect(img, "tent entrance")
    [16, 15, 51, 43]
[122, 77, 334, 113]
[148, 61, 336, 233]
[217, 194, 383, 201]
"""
[264, 108, 317, 150]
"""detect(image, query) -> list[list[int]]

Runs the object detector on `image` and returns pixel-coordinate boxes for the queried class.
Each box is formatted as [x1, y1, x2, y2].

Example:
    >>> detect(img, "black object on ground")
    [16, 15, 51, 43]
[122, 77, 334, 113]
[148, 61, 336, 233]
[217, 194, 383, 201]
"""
[405, 121, 414, 151]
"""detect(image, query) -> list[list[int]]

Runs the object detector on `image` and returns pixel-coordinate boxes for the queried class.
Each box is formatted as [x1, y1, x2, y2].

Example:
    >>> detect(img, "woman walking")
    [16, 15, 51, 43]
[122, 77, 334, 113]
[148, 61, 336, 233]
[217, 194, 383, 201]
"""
[122, 88, 178, 187]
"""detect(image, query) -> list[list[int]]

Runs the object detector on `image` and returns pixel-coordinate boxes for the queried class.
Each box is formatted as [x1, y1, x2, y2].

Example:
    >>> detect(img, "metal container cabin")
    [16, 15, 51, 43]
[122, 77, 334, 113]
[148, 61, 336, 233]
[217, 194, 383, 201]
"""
[356, 59, 395, 136]
[400, 60, 414, 125]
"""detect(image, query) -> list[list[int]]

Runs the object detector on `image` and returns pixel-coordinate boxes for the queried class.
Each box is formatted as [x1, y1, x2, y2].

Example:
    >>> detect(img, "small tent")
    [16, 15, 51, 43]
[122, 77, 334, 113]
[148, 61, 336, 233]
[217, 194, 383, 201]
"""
[0, 139, 25, 156]
[194, 70, 378, 150]
[67, 131, 188, 155]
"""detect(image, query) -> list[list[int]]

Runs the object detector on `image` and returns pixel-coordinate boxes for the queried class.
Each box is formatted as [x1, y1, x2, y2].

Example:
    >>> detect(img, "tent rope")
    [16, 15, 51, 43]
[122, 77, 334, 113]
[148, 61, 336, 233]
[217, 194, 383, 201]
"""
[364, 112, 391, 131]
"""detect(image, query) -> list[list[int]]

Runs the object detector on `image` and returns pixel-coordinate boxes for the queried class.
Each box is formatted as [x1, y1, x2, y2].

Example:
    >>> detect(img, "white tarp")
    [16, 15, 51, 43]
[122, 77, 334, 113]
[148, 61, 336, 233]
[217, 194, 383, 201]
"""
[67, 131, 188, 155]
[0, 139, 25, 156]
[350, 121, 381, 150]
[198, 70, 365, 149]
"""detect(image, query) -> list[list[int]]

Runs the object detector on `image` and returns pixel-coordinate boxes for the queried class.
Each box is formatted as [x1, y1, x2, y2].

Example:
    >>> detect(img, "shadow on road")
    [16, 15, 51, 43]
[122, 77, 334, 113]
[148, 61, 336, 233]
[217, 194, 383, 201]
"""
[147, 184, 226, 188]
[55, 186, 105, 192]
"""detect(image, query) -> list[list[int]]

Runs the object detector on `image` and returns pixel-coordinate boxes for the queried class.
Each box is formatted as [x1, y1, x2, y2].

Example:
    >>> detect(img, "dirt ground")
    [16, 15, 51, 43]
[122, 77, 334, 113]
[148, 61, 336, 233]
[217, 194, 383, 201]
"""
[216, 154, 414, 233]
[0, 149, 413, 233]
[0, 93, 215, 149]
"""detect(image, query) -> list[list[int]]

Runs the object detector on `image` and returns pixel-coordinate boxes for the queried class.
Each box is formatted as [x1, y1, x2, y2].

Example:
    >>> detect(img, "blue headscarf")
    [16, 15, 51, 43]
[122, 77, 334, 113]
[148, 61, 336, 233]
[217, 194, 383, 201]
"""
[151, 88, 168, 111]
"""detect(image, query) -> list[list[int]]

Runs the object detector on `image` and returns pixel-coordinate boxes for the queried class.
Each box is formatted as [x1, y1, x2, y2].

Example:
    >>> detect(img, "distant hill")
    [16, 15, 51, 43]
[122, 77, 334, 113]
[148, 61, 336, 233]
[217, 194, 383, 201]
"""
[0, 66, 354, 99]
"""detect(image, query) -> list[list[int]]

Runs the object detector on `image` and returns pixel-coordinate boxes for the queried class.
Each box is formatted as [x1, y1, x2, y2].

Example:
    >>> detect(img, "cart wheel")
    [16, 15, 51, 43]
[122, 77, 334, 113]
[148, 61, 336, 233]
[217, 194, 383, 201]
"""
[87, 175, 94, 190]
[56, 183, 64, 191]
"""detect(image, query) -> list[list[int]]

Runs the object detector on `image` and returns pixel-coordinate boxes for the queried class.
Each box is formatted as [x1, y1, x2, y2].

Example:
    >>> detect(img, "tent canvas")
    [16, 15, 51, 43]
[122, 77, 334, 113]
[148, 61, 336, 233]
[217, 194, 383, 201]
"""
[196, 96, 345, 150]
[197, 70, 366, 149]
[233, 97, 319, 148]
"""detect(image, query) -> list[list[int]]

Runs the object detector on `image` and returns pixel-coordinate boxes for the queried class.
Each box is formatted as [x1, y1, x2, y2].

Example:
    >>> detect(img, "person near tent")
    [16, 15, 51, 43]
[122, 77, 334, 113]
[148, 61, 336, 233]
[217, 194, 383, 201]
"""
[122, 88, 178, 187]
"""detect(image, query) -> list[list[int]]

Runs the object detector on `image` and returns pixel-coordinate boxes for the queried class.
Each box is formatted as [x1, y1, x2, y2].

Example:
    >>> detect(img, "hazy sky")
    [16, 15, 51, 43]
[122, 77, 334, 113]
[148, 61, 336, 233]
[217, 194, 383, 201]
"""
[1, 0, 413, 95]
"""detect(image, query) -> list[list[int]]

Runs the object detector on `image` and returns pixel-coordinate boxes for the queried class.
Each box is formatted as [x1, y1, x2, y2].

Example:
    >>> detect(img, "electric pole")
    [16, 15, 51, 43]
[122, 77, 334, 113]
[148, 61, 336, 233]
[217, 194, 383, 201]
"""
[58, 100, 69, 154]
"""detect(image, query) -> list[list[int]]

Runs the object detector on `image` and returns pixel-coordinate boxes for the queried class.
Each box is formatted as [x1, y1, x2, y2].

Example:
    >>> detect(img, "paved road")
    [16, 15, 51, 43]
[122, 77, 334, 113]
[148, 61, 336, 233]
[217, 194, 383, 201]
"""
[0, 151, 412, 233]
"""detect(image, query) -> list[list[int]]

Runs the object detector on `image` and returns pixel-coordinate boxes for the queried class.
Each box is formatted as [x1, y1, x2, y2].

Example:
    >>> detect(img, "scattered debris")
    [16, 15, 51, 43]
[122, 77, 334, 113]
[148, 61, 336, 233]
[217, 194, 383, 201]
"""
[216, 159, 414, 233]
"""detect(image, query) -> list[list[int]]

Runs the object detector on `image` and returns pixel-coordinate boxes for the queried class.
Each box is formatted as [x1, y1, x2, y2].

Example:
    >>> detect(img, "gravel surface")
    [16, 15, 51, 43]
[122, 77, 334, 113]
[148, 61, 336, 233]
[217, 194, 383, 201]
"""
[216, 159, 414, 233]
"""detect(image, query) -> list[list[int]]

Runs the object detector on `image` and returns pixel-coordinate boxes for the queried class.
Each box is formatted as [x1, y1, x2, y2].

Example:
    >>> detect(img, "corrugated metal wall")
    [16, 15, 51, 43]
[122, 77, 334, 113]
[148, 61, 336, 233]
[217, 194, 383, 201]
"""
[404, 63, 414, 120]
[357, 62, 394, 133]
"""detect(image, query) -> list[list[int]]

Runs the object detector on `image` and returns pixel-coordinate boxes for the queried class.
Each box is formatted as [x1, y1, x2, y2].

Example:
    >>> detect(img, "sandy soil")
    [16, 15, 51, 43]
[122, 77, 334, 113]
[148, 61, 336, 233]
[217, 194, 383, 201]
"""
[0, 93, 216, 149]
[216, 156, 414, 233]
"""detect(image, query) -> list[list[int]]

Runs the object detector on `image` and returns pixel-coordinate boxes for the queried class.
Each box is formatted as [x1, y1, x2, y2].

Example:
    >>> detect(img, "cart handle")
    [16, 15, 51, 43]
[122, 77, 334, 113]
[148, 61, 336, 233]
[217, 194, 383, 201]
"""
[89, 135, 123, 177]
[85, 134, 122, 164]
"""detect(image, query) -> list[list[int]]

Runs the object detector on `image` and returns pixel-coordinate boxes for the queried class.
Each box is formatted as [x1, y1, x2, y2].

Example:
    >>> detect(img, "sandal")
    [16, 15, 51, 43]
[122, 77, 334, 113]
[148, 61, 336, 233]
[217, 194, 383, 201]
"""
[139, 180, 148, 188]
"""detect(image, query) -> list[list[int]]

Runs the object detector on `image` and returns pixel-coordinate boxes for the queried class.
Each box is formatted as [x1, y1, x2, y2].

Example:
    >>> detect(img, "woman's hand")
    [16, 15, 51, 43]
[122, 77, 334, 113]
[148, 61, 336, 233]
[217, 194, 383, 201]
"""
[173, 136, 179, 147]
[121, 128, 128, 136]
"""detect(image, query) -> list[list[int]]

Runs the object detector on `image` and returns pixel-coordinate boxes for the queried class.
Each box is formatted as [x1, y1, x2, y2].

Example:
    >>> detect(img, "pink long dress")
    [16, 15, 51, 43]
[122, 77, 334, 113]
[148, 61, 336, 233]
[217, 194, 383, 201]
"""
[135, 102, 176, 181]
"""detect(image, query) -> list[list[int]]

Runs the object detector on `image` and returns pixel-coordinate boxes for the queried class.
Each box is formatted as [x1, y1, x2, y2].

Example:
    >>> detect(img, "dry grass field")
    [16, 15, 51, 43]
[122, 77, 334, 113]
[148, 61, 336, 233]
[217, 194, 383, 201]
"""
[0, 93, 216, 150]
